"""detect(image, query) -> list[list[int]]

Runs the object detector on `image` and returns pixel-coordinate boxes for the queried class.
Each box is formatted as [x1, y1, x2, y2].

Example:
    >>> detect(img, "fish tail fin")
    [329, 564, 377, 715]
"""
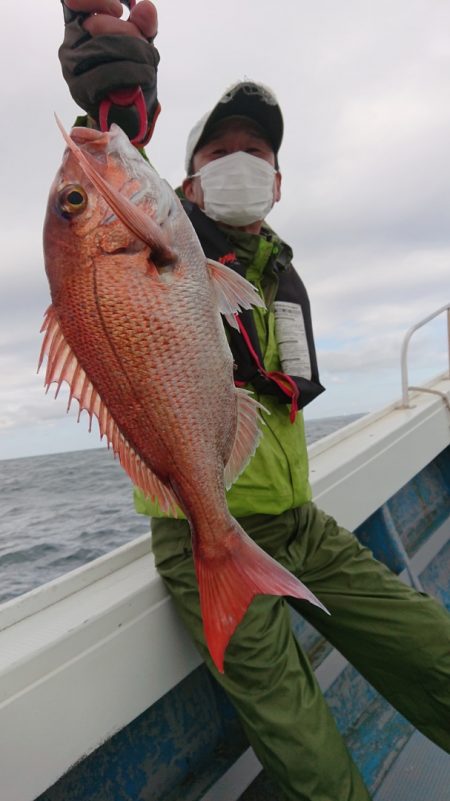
[194, 520, 328, 673]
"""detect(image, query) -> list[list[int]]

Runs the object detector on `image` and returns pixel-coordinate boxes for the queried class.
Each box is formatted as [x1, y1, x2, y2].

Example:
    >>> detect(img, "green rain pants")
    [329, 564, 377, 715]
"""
[151, 503, 450, 801]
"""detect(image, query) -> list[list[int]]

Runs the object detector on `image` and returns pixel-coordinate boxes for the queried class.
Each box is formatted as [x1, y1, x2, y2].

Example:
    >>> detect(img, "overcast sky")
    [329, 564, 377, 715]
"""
[1, 0, 449, 460]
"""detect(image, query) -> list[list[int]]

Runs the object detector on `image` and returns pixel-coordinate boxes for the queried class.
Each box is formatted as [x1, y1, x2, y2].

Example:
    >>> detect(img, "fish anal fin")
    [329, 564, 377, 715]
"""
[224, 388, 265, 489]
[38, 306, 180, 516]
[195, 521, 329, 673]
[207, 259, 265, 329]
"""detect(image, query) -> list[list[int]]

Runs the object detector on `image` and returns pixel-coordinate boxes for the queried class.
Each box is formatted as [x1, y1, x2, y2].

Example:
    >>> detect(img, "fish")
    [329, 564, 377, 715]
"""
[40, 119, 328, 673]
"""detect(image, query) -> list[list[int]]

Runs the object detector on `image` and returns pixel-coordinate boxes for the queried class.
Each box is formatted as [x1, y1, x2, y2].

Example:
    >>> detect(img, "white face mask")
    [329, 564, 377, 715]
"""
[191, 151, 277, 227]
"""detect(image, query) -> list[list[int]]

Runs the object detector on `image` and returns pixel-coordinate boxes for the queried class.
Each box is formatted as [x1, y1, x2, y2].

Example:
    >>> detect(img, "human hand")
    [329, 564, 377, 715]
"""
[59, 1, 160, 144]
[63, 1, 158, 41]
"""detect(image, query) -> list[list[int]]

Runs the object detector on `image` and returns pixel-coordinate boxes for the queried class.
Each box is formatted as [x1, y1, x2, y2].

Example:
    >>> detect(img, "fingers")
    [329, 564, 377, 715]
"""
[64, 1, 123, 15]
[64, 0, 158, 40]
[130, 1, 158, 39]
[83, 14, 143, 38]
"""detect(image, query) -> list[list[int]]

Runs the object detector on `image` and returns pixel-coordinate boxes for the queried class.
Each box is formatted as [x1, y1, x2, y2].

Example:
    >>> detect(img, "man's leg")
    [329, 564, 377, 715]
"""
[284, 503, 450, 752]
[151, 516, 371, 801]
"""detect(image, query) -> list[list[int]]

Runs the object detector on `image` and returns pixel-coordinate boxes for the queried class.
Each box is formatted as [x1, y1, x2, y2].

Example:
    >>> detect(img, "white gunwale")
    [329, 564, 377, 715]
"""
[0, 373, 449, 801]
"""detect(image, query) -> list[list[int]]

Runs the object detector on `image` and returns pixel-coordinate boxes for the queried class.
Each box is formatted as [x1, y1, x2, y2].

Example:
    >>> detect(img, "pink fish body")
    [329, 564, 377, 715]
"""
[41, 122, 327, 672]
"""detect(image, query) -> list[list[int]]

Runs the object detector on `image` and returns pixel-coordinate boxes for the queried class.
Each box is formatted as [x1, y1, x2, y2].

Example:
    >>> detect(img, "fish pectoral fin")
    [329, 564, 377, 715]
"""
[195, 520, 329, 673]
[38, 305, 180, 516]
[224, 389, 266, 489]
[207, 259, 265, 330]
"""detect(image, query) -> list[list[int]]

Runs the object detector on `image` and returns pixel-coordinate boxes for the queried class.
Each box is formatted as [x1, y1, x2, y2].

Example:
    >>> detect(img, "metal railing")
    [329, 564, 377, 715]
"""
[400, 303, 450, 408]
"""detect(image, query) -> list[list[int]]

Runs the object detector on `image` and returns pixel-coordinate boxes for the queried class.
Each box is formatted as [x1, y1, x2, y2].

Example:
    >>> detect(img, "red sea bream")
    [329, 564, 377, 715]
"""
[40, 121, 327, 672]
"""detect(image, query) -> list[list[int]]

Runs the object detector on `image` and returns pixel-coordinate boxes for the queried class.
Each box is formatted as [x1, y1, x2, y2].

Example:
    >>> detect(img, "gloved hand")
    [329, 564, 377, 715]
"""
[59, 1, 160, 145]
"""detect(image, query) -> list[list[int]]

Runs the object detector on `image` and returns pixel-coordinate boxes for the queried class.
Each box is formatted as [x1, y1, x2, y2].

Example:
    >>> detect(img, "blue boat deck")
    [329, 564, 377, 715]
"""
[36, 444, 450, 801]
[374, 732, 450, 801]
[239, 732, 450, 801]
[240, 444, 450, 800]
[239, 708, 450, 801]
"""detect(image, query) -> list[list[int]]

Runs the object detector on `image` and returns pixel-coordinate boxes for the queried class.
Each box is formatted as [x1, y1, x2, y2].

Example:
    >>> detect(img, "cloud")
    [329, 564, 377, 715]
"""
[2, 0, 450, 456]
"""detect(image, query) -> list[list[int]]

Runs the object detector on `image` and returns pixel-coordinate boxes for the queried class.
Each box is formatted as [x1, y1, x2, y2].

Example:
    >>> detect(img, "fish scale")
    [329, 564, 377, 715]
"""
[41, 120, 328, 672]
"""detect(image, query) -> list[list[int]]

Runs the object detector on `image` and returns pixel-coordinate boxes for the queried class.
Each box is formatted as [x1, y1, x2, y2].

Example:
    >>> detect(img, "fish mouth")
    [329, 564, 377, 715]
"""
[56, 116, 178, 273]
[70, 128, 110, 145]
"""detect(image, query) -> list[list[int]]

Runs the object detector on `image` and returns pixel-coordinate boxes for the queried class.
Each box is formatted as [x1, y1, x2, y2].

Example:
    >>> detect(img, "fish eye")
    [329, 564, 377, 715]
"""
[58, 184, 88, 217]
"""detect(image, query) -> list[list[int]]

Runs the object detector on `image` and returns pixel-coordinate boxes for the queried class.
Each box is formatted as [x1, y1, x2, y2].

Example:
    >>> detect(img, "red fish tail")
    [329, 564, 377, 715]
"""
[194, 521, 328, 673]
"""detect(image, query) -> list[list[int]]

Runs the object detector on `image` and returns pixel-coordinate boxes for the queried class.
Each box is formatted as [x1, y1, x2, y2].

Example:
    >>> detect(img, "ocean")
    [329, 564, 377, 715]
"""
[0, 415, 361, 605]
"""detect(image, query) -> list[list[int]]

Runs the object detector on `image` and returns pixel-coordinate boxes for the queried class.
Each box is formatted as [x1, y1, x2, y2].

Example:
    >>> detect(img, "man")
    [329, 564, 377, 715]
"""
[60, 4, 450, 800]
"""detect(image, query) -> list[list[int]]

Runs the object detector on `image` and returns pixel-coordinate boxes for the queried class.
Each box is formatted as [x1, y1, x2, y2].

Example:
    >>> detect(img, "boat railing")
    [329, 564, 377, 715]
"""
[400, 302, 450, 408]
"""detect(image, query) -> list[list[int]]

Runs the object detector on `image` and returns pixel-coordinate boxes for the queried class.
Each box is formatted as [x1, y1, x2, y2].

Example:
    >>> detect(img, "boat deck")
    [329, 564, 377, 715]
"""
[374, 732, 450, 801]
[239, 733, 450, 801]
[2, 374, 449, 801]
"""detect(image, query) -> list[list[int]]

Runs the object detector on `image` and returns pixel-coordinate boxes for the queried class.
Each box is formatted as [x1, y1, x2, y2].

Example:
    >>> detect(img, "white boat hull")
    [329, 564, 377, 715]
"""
[1, 373, 449, 801]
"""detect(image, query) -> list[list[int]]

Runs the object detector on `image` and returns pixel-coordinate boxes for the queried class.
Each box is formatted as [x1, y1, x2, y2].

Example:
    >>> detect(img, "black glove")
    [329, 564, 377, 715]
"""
[59, 1, 160, 144]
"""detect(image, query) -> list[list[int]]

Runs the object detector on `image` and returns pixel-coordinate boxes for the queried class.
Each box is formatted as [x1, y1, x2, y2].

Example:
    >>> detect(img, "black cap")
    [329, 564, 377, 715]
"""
[185, 81, 283, 172]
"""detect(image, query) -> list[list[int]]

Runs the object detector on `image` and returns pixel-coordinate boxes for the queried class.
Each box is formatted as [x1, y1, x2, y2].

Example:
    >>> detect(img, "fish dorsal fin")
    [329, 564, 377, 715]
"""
[207, 259, 265, 330]
[38, 306, 180, 516]
[224, 388, 265, 489]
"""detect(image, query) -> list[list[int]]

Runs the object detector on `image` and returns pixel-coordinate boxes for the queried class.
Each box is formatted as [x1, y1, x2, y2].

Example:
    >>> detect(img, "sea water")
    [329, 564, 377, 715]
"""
[0, 415, 361, 604]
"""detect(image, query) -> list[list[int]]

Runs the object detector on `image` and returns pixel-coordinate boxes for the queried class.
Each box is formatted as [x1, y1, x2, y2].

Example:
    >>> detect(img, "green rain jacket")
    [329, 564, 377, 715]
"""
[69, 123, 324, 519]
[134, 214, 324, 519]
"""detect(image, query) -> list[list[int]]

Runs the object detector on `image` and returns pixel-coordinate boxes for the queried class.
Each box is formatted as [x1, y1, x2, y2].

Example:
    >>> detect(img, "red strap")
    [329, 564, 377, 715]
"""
[142, 101, 161, 146]
[235, 315, 299, 422]
[99, 87, 150, 146]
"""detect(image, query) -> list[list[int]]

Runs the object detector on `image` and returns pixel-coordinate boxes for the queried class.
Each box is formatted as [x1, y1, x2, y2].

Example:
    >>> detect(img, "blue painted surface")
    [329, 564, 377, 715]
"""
[289, 609, 333, 669]
[356, 509, 407, 574]
[356, 445, 450, 569]
[374, 730, 450, 801]
[239, 447, 450, 800]
[389, 459, 450, 555]
[37, 669, 247, 801]
[420, 539, 450, 610]
[325, 665, 414, 795]
[36, 446, 450, 801]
